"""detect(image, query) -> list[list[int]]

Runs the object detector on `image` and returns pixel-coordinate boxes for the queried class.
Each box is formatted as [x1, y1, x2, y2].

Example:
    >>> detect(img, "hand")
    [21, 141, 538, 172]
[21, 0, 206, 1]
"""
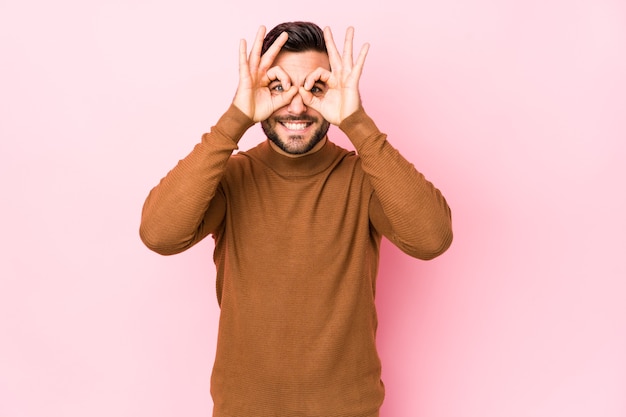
[233, 26, 299, 122]
[300, 26, 370, 126]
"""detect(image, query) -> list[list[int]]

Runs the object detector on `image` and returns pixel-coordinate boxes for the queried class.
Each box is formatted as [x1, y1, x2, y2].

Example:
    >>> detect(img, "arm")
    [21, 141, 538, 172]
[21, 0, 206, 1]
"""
[140, 26, 296, 255]
[340, 109, 453, 260]
[302, 26, 452, 259]
[139, 106, 253, 255]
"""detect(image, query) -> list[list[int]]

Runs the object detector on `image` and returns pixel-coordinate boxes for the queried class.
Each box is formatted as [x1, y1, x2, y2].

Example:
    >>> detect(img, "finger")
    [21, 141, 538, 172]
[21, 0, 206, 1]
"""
[351, 42, 370, 81]
[248, 26, 266, 73]
[298, 86, 315, 106]
[303, 67, 332, 91]
[323, 27, 342, 72]
[238, 39, 249, 78]
[272, 85, 299, 108]
[299, 86, 326, 115]
[266, 65, 292, 90]
[343, 26, 354, 69]
[259, 31, 289, 72]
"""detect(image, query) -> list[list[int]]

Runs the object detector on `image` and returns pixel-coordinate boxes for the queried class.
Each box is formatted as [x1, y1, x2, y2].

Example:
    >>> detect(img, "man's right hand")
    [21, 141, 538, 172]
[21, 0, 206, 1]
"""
[232, 26, 298, 123]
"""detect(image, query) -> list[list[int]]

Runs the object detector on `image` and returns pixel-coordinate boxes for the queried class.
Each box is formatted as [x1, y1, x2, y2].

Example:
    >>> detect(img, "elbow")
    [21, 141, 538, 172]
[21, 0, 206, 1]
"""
[399, 221, 453, 261]
[416, 228, 453, 260]
[139, 224, 187, 256]
[418, 208, 453, 260]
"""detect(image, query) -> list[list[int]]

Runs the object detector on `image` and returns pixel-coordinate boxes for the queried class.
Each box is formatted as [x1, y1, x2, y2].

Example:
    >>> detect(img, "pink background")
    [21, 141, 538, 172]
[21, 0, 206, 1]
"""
[1, 0, 625, 416]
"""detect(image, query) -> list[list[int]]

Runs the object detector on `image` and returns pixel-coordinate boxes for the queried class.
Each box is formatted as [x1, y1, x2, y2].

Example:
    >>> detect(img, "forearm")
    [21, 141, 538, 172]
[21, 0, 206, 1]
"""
[340, 108, 453, 259]
[139, 105, 254, 255]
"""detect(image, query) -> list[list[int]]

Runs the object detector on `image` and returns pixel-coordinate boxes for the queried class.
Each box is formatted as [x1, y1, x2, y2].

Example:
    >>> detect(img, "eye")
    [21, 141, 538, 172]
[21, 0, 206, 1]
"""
[267, 80, 285, 94]
[269, 82, 284, 94]
[310, 83, 326, 97]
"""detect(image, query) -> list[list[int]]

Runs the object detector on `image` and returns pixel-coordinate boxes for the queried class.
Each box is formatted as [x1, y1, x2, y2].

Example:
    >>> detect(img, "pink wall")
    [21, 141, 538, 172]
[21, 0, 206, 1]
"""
[1, 0, 625, 416]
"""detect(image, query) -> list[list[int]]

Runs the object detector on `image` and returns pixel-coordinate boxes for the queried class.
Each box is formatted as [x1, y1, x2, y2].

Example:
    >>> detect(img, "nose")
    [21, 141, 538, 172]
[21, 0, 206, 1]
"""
[287, 92, 307, 115]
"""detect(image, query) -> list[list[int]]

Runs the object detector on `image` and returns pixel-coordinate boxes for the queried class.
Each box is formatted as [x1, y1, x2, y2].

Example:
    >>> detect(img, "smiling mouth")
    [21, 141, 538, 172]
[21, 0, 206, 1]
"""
[280, 121, 312, 131]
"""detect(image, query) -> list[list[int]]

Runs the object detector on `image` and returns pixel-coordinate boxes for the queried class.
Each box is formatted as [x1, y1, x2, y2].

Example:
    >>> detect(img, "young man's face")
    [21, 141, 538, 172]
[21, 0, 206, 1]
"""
[261, 50, 330, 157]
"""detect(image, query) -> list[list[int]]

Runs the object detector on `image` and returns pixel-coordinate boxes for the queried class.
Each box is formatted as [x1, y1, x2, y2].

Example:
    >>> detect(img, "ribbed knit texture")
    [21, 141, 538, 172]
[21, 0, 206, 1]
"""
[140, 105, 452, 417]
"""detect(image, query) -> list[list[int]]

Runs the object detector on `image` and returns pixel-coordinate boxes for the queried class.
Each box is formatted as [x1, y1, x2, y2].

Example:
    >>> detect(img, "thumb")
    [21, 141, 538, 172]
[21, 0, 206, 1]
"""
[298, 87, 319, 111]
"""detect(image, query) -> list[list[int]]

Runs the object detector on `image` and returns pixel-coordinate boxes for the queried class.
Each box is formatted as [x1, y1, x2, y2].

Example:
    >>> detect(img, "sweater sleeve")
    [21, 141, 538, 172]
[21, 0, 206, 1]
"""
[139, 105, 255, 255]
[339, 108, 453, 260]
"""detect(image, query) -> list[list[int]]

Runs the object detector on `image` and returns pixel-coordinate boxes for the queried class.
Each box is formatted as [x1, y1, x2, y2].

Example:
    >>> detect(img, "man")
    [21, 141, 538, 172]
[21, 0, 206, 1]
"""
[140, 21, 452, 417]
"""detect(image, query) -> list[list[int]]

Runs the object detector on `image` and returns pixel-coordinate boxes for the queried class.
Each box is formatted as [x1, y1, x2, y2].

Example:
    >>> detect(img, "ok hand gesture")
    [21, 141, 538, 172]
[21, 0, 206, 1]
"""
[300, 27, 370, 126]
[233, 26, 299, 122]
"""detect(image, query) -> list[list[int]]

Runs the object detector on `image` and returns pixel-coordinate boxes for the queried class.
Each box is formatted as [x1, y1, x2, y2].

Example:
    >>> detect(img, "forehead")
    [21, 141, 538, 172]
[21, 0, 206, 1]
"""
[272, 50, 330, 80]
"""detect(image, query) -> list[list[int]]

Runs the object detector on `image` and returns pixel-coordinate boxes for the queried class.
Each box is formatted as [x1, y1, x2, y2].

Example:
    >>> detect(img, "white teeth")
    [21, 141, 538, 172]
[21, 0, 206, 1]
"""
[283, 122, 308, 130]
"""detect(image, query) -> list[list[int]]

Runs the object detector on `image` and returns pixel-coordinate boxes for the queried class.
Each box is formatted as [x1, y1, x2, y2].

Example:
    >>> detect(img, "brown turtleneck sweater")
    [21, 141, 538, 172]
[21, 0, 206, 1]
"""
[140, 105, 452, 417]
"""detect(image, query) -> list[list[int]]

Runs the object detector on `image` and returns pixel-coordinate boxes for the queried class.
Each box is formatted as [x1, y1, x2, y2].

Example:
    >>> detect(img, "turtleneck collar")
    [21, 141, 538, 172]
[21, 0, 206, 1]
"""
[245, 138, 347, 178]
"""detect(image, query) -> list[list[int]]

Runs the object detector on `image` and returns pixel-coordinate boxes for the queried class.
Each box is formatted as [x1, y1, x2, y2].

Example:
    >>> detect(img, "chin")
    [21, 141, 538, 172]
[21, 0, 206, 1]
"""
[276, 137, 319, 155]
